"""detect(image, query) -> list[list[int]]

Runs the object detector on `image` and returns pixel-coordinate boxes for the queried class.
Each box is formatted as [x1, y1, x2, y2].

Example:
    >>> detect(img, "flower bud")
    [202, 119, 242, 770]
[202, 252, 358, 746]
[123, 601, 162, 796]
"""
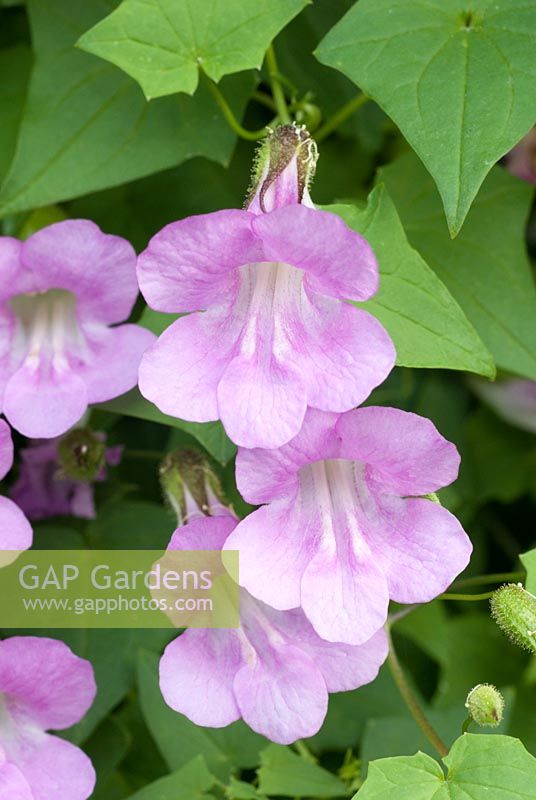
[490, 583, 536, 654]
[159, 449, 226, 524]
[247, 122, 318, 213]
[465, 683, 504, 727]
[57, 428, 106, 482]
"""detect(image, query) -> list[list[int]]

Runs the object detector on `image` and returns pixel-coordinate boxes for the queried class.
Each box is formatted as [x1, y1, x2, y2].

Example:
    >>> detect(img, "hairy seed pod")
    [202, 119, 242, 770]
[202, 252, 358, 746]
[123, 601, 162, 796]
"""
[465, 683, 504, 727]
[490, 583, 536, 654]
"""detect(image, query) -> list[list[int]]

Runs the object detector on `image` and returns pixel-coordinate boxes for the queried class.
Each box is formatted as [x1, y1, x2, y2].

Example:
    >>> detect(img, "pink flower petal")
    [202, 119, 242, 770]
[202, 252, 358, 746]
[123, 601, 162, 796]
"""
[235, 408, 341, 504]
[234, 643, 328, 744]
[224, 501, 310, 611]
[5, 733, 95, 800]
[137, 210, 262, 313]
[3, 362, 88, 438]
[0, 637, 96, 730]
[300, 525, 390, 646]
[0, 419, 13, 479]
[0, 497, 33, 553]
[277, 611, 389, 693]
[21, 220, 139, 324]
[367, 496, 472, 604]
[0, 238, 22, 303]
[287, 294, 395, 412]
[139, 311, 236, 423]
[160, 630, 242, 728]
[79, 323, 156, 404]
[0, 758, 33, 800]
[218, 352, 307, 448]
[253, 205, 379, 301]
[337, 406, 461, 495]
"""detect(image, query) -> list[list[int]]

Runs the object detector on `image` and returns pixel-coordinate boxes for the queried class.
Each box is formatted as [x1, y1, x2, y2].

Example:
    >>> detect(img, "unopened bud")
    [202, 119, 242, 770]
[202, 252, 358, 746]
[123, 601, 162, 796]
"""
[465, 683, 504, 728]
[159, 450, 226, 524]
[490, 583, 536, 654]
[247, 122, 318, 213]
[57, 428, 106, 482]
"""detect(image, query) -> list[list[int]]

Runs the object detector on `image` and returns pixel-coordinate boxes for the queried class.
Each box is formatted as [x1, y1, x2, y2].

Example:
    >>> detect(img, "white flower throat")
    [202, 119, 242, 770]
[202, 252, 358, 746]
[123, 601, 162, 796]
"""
[10, 289, 88, 373]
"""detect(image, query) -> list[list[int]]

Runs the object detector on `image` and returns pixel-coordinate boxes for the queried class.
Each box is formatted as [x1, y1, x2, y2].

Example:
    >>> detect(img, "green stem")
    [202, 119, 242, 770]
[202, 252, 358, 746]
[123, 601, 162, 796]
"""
[315, 93, 369, 142]
[438, 590, 495, 602]
[461, 716, 473, 734]
[203, 74, 267, 141]
[387, 629, 449, 757]
[294, 739, 317, 763]
[265, 44, 291, 124]
[252, 89, 277, 112]
[450, 571, 524, 590]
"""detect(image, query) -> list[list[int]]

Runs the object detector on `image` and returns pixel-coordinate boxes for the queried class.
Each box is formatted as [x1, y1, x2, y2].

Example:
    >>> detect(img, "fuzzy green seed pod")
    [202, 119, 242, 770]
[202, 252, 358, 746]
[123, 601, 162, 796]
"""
[57, 428, 106, 482]
[490, 583, 536, 654]
[465, 683, 504, 728]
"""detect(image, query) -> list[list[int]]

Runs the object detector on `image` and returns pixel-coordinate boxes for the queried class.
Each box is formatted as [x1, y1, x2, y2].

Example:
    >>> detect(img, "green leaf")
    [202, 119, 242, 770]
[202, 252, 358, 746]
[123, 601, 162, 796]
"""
[430, 614, 526, 709]
[48, 628, 172, 743]
[87, 500, 174, 550]
[97, 388, 236, 465]
[327, 187, 494, 377]
[124, 756, 215, 800]
[358, 750, 444, 800]
[316, 0, 536, 236]
[78, 0, 308, 99]
[227, 778, 265, 800]
[137, 650, 267, 781]
[0, 45, 31, 185]
[0, 0, 252, 216]
[138, 306, 180, 337]
[361, 699, 513, 773]
[381, 153, 536, 380]
[521, 549, 536, 595]
[358, 734, 536, 800]
[463, 408, 535, 506]
[308, 664, 407, 752]
[257, 744, 346, 798]
[84, 716, 132, 791]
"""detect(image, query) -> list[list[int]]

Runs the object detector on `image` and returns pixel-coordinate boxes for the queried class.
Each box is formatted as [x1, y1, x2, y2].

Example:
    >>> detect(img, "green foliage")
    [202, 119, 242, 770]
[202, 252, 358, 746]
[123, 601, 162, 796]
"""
[329, 188, 495, 377]
[0, 0, 252, 216]
[123, 756, 215, 799]
[257, 744, 347, 797]
[78, 0, 308, 99]
[137, 650, 267, 781]
[381, 153, 536, 381]
[98, 389, 236, 465]
[358, 734, 536, 799]
[316, 0, 536, 235]
[521, 549, 536, 595]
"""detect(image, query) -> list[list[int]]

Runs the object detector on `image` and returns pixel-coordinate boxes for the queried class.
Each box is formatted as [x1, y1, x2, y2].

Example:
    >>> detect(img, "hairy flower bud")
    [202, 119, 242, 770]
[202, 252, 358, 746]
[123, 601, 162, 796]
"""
[490, 583, 536, 654]
[159, 449, 226, 524]
[246, 122, 318, 213]
[465, 683, 504, 727]
[57, 428, 106, 482]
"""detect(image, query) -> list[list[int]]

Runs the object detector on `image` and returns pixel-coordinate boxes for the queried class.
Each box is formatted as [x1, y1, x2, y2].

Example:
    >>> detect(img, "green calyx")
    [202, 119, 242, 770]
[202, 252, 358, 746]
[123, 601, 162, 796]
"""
[490, 583, 536, 654]
[465, 683, 504, 728]
[159, 449, 226, 524]
[246, 122, 318, 211]
[57, 428, 106, 482]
